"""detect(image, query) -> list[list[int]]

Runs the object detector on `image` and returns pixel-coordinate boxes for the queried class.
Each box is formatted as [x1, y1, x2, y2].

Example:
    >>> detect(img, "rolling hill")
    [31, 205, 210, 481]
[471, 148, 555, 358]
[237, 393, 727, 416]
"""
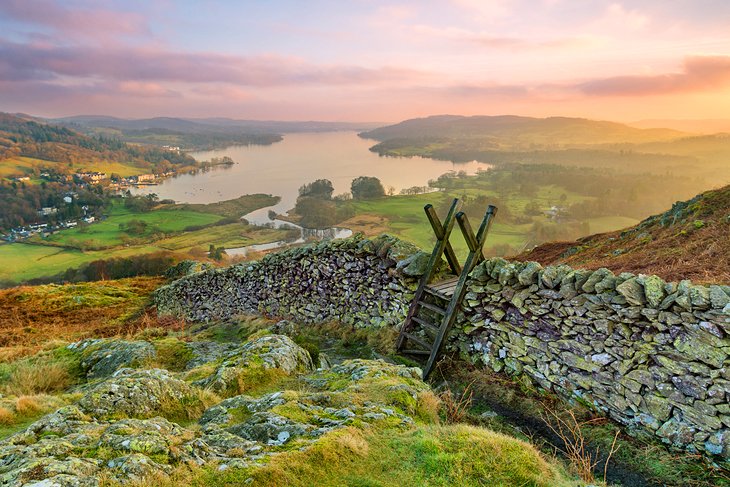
[52, 115, 384, 150]
[360, 115, 686, 146]
[517, 183, 730, 283]
[0, 112, 195, 177]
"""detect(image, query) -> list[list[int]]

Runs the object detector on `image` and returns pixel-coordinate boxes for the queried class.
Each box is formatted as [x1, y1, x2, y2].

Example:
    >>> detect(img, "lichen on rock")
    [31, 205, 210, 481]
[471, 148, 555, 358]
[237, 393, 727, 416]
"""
[193, 334, 314, 395]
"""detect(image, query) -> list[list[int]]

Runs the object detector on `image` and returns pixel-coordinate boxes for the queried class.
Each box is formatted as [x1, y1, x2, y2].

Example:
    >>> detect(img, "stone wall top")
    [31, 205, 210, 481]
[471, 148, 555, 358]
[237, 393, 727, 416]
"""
[473, 257, 730, 317]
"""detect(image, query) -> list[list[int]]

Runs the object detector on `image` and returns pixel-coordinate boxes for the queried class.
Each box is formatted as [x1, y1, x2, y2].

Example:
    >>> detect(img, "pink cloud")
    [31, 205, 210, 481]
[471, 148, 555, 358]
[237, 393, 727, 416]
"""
[579, 55, 730, 96]
[0, 38, 427, 87]
[0, 0, 149, 40]
[117, 81, 180, 98]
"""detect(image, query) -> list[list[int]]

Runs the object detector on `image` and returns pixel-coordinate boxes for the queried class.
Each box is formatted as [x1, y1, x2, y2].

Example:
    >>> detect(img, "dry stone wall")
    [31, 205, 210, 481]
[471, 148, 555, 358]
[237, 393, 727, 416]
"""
[456, 258, 730, 463]
[155, 235, 425, 327]
[155, 235, 730, 463]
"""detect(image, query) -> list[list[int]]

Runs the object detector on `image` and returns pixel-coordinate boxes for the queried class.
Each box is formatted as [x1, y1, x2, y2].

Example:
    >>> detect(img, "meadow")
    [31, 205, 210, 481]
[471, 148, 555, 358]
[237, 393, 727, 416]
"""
[0, 195, 288, 285]
[342, 173, 639, 257]
[39, 203, 224, 249]
[0, 156, 148, 179]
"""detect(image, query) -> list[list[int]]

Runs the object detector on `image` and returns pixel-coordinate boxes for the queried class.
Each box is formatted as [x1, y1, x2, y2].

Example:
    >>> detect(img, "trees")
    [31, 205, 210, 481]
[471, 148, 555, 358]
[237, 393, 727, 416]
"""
[299, 179, 334, 200]
[351, 176, 385, 200]
[295, 197, 337, 228]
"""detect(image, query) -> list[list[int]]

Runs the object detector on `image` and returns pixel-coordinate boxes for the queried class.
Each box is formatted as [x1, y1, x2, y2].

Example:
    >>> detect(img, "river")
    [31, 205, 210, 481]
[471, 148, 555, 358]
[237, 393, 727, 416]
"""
[133, 131, 491, 253]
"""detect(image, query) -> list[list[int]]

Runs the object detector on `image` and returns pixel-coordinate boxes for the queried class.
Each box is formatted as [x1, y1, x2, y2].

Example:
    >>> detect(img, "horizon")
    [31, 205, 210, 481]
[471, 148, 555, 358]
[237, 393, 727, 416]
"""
[1, 1, 730, 122]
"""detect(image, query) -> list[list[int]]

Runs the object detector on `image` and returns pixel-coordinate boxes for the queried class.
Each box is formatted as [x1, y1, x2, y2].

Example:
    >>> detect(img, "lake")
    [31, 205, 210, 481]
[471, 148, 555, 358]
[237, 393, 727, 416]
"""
[134, 131, 491, 223]
[132, 131, 491, 253]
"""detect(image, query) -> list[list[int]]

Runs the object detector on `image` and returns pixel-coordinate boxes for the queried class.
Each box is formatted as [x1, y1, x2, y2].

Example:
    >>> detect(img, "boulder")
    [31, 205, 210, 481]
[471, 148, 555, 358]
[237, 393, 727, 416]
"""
[194, 334, 314, 394]
[78, 368, 203, 419]
[68, 339, 156, 379]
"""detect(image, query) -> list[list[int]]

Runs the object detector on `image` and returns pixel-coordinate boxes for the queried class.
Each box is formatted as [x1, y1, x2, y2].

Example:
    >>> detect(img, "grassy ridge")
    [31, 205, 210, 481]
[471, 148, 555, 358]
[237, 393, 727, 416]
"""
[0, 277, 161, 357]
[188, 425, 575, 487]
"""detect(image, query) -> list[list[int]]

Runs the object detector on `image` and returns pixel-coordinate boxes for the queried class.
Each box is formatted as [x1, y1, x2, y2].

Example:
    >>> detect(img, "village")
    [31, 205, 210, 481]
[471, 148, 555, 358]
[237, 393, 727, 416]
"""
[1, 169, 176, 242]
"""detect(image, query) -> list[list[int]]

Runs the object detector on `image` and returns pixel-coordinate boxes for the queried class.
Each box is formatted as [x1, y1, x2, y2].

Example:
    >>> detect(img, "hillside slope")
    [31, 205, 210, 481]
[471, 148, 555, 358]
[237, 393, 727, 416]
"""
[0, 112, 195, 176]
[517, 183, 730, 283]
[361, 114, 686, 146]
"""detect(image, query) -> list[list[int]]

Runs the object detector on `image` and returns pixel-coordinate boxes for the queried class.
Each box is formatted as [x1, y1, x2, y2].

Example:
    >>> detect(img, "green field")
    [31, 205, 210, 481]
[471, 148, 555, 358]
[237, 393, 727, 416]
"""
[155, 223, 293, 252]
[39, 204, 223, 249]
[348, 193, 533, 257]
[0, 244, 160, 283]
[2, 194, 287, 285]
[343, 174, 636, 256]
[0, 224, 292, 283]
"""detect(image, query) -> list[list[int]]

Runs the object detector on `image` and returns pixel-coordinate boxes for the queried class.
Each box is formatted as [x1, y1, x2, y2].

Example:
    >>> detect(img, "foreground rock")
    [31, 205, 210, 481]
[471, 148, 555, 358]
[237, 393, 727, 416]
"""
[0, 333, 433, 487]
[69, 339, 156, 380]
[78, 368, 206, 420]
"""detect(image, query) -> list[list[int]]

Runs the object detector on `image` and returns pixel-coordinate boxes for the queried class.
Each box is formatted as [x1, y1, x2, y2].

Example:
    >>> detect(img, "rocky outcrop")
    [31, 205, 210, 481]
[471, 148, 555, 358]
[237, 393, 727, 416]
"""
[154, 234, 427, 327]
[78, 368, 204, 420]
[0, 333, 432, 486]
[155, 235, 730, 463]
[68, 339, 156, 379]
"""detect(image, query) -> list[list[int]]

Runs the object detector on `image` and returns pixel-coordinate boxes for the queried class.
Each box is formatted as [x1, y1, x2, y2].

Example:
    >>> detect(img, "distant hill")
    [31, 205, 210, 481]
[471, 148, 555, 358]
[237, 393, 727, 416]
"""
[630, 118, 730, 134]
[54, 115, 382, 135]
[0, 112, 195, 176]
[360, 115, 686, 146]
[517, 183, 730, 284]
[51, 116, 383, 150]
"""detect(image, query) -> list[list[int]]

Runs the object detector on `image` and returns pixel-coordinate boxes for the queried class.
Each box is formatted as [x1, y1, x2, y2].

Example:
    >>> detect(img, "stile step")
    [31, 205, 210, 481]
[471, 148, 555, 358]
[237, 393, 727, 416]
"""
[418, 300, 446, 314]
[424, 286, 450, 301]
[401, 349, 431, 356]
[403, 332, 432, 349]
[412, 316, 439, 333]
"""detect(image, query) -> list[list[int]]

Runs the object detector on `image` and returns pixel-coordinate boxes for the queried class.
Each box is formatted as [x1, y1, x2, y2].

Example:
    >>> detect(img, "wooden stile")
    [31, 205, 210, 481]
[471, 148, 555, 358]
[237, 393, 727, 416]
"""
[396, 201, 497, 379]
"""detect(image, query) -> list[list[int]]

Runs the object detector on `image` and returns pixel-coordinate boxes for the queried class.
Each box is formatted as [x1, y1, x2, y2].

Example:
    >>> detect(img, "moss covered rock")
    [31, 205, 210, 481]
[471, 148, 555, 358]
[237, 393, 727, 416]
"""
[194, 334, 314, 394]
[69, 339, 156, 379]
[78, 368, 206, 420]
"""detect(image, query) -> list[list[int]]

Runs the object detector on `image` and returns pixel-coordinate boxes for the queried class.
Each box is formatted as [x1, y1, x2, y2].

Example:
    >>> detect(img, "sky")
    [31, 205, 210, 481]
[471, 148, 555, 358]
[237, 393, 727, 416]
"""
[1, 0, 730, 122]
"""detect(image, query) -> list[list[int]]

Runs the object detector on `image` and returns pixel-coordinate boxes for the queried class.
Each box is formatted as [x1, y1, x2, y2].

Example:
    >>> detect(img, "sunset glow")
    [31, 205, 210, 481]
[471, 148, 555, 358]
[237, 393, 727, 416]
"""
[2, 0, 730, 121]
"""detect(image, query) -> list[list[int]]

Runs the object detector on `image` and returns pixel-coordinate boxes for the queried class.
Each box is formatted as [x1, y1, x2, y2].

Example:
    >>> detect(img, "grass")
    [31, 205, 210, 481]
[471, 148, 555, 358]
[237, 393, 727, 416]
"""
[147, 338, 195, 372]
[0, 243, 163, 283]
[39, 203, 223, 249]
[0, 277, 160, 356]
[0, 394, 74, 439]
[154, 223, 293, 252]
[120, 424, 576, 487]
[0, 222, 293, 284]
[0, 156, 147, 179]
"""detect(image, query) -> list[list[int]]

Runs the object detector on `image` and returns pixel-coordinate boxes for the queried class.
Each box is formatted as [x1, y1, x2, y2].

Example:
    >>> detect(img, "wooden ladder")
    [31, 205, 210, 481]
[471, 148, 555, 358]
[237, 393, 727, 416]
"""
[396, 199, 497, 379]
